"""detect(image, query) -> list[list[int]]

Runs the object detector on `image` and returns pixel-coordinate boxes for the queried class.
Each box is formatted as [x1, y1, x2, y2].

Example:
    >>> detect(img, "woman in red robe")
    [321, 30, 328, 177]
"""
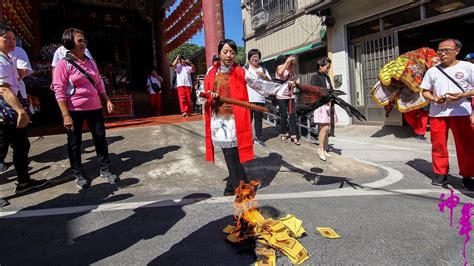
[202, 39, 288, 196]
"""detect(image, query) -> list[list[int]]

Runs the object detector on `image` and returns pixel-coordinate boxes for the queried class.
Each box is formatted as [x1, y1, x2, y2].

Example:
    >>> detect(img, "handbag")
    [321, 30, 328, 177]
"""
[0, 93, 32, 125]
[148, 77, 161, 93]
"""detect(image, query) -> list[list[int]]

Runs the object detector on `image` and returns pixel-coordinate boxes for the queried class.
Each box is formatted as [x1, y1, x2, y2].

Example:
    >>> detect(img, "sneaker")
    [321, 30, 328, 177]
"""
[254, 138, 267, 147]
[100, 170, 120, 184]
[415, 135, 427, 141]
[15, 179, 48, 194]
[431, 174, 448, 186]
[0, 198, 9, 207]
[0, 162, 7, 172]
[462, 177, 474, 191]
[75, 172, 91, 190]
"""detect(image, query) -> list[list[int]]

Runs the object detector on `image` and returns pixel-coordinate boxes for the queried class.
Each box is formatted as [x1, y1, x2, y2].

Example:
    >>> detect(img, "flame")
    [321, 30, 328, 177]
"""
[224, 180, 309, 265]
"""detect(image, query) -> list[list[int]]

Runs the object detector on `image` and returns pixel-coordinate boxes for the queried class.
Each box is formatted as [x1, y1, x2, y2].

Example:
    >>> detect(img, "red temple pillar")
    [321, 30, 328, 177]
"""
[31, 0, 42, 57]
[202, 0, 225, 68]
[153, 7, 177, 114]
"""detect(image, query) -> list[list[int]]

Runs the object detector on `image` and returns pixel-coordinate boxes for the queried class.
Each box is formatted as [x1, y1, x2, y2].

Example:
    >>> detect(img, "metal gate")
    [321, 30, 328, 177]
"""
[350, 32, 402, 125]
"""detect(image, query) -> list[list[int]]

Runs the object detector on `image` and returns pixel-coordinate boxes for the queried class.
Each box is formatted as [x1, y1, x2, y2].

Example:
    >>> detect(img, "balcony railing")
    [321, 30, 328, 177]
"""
[251, 0, 296, 29]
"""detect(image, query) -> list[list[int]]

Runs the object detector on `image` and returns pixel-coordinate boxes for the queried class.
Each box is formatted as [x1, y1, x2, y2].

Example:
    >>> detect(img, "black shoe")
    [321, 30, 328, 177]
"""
[15, 179, 48, 194]
[462, 177, 474, 191]
[100, 170, 120, 184]
[431, 174, 448, 186]
[254, 138, 267, 147]
[223, 189, 235, 196]
[0, 162, 7, 172]
[0, 198, 9, 207]
[75, 171, 91, 190]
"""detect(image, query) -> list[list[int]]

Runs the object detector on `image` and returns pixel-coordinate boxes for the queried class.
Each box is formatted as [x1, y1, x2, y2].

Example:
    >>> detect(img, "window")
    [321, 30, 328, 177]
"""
[383, 7, 421, 30]
[251, 0, 296, 29]
[425, 0, 471, 18]
[348, 19, 380, 40]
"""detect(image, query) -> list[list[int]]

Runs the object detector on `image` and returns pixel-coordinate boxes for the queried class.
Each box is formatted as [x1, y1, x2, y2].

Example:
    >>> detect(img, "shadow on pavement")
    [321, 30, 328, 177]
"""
[406, 158, 473, 198]
[29, 135, 125, 164]
[246, 152, 362, 189]
[0, 193, 211, 265]
[4, 145, 180, 203]
[370, 125, 414, 139]
[150, 205, 284, 265]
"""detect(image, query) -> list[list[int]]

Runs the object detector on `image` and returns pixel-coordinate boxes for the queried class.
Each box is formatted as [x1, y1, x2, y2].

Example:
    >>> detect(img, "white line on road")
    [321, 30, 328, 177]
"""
[333, 138, 457, 157]
[0, 188, 452, 219]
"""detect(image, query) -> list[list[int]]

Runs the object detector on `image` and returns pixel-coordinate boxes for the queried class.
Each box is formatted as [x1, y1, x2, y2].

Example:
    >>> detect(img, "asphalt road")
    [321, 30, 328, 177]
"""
[1, 121, 472, 265]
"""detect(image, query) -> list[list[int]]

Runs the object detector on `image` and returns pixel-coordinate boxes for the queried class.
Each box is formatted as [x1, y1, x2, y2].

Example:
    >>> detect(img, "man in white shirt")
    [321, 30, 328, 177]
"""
[420, 38, 474, 190]
[51, 45, 93, 67]
[172, 54, 195, 117]
[245, 49, 271, 147]
[146, 68, 163, 115]
[0, 46, 33, 172]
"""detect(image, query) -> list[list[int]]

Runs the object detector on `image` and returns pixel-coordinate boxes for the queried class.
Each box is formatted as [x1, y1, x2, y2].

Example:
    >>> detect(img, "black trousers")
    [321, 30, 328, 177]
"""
[250, 102, 265, 139]
[277, 99, 297, 136]
[0, 125, 30, 183]
[67, 109, 110, 175]
[0, 133, 9, 162]
[222, 147, 248, 191]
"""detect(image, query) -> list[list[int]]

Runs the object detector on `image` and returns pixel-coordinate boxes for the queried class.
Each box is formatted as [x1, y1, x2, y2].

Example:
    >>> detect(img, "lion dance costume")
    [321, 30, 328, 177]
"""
[371, 47, 439, 116]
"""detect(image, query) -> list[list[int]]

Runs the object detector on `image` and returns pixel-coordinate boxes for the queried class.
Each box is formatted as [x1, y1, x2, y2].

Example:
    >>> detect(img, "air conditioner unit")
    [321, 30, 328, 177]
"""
[252, 9, 269, 29]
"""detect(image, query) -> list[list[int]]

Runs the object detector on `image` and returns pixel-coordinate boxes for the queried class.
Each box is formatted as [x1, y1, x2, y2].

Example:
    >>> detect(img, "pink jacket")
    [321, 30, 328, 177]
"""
[52, 57, 105, 111]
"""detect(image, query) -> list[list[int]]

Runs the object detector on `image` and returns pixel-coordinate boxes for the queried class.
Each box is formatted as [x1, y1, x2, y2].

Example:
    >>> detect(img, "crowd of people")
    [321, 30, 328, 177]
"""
[0, 20, 472, 205]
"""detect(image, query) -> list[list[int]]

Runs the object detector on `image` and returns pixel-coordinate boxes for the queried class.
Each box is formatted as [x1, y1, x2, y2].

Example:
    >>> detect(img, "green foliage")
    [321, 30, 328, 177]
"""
[235, 46, 246, 66]
[167, 44, 246, 66]
[167, 43, 203, 63]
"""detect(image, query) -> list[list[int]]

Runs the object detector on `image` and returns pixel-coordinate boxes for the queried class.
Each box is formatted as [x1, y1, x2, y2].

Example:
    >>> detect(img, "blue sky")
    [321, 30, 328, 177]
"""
[167, 0, 244, 47]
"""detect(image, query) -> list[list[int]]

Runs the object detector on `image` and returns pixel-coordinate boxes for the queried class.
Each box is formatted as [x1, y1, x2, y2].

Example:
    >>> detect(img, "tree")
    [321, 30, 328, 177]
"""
[235, 46, 246, 66]
[167, 43, 203, 63]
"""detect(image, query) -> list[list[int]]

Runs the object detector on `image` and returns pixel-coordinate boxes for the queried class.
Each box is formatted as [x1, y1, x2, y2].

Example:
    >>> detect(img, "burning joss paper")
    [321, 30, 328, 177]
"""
[224, 181, 309, 265]
[316, 227, 341, 239]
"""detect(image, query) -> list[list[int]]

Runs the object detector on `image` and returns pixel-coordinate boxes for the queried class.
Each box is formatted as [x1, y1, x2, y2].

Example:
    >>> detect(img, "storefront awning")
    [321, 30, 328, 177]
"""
[261, 42, 325, 63]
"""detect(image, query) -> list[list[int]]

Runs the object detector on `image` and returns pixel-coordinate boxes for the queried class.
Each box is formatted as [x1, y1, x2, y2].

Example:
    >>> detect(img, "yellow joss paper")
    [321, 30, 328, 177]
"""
[223, 225, 236, 233]
[226, 233, 241, 243]
[255, 246, 276, 266]
[316, 227, 341, 239]
[280, 214, 305, 238]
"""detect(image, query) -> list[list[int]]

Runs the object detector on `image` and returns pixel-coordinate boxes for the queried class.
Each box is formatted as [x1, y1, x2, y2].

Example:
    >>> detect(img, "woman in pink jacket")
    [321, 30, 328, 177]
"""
[52, 28, 119, 190]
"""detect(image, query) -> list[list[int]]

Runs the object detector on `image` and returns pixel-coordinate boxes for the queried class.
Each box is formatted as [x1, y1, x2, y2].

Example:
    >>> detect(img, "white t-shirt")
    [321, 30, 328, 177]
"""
[420, 61, 473, 117]
[146, 76, 162, 94]
[175, 63, 193, 87]
[0, 52, 20, 96]
[51, 46, 93, 67]
[10, 47, 32, 99]
[245, 65, 271, 103]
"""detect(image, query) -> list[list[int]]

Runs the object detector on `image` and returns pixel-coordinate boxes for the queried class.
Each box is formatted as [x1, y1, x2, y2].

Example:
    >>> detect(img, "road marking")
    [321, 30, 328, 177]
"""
[333, 138, 457, 157]
[1, 188, 458, 219]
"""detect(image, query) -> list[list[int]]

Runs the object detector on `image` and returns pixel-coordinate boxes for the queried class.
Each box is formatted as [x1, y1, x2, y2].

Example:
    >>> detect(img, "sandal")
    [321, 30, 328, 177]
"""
[291, 136, 301, 146]
[280, 134, 288, 143]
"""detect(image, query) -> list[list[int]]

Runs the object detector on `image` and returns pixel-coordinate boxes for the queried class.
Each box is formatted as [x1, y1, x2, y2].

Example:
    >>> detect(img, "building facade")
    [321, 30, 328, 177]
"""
[241, 0, 328, 82]
[329, 0, 473, 125]
[242, 0, 473, 126]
